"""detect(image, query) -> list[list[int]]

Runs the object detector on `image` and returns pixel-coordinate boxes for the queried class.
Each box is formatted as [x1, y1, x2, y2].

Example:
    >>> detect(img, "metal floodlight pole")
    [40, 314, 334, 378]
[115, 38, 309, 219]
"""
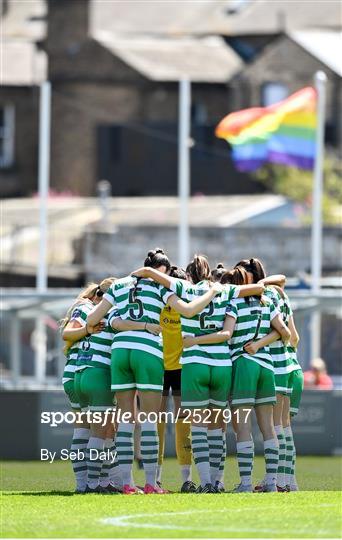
[37, 81, 51, 293]
[311, 71, 327, 295]
[178, 78, 191, 268]
[35, 81, 51, 385]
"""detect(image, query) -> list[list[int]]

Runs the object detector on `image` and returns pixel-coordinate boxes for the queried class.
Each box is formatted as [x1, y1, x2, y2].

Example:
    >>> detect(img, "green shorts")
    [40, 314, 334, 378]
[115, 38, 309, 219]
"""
[231, 357, 276, 407]
[111, 348, 164, 393]
[181, 363, 232, 409]
[275, 372, 292, 396]
[63, 379, 81, 410]
[74, 367, 115, 411]
[289, 369, 304, 416]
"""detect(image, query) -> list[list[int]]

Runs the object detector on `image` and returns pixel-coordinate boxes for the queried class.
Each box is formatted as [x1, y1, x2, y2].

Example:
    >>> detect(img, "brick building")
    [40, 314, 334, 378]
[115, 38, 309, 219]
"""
[1, 0, 341, 198]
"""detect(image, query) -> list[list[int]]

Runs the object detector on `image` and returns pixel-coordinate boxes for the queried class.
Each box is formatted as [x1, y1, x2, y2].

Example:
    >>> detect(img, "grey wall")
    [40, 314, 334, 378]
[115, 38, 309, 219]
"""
[82, 226, 342, 280]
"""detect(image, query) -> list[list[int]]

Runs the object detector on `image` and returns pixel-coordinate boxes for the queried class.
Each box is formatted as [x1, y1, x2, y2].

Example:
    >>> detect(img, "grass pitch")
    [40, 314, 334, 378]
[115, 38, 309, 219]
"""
[1, 457, 341, 538]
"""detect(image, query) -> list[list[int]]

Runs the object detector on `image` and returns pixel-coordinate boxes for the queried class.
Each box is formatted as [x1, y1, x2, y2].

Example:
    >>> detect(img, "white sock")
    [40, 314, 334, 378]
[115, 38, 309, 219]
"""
[87, 436, 105, 489]
[71, 427, 89, 492]
[264, 438, 279, 485]
[236, 440, 254, 486]
[284, 425, 295, 486]
[181, 465, 192, 483]
[208, 428, 223, 484]
[109, 442, 122, 487]
[218, 432, 227, 484]
[275, 424, 286, 487]
[116, 422, 134, 487]
[141, 421, 159, 486]
[191, 426, 211, 487]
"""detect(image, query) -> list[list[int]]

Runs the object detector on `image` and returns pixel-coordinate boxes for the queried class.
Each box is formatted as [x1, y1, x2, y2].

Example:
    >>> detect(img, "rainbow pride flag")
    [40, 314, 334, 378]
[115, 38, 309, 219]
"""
[215, 87, 317, 172]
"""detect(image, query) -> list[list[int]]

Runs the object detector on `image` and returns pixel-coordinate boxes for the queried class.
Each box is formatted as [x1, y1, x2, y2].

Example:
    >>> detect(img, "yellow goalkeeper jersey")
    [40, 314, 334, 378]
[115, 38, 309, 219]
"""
[160, 305, 183, 370]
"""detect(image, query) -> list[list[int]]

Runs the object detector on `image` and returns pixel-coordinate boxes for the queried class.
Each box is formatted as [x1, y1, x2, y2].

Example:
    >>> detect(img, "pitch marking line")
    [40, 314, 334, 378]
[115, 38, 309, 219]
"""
[101, 506, 338, 536]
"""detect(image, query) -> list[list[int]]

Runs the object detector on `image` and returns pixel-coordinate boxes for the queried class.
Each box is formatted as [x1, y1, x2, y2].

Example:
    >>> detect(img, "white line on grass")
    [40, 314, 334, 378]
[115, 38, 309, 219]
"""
[101, 507, 339, 537]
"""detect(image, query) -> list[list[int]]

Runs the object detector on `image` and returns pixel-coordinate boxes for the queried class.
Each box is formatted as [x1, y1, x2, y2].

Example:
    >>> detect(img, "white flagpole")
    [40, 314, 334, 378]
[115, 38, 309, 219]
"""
[37, 81, 51, 292]
[35, 81, 51, 385]
[311, 71, 327, 295]
[310, 71, 326, 361]
[178, 78, 191, 268]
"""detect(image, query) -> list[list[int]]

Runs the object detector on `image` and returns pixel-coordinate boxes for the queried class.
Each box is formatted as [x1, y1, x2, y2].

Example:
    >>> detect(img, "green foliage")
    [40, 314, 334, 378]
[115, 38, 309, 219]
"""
[255, 155, 342, 225]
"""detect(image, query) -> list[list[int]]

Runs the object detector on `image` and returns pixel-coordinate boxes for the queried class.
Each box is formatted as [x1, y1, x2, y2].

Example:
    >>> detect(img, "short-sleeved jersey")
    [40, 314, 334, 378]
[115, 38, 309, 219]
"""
[226, 295, 279, 371]
[264, 286, 292, 375]
[169, 278, 240, 367]
[160, 305, 183, 370]
[62, 300, 92, 384]
[62, 301, 118, 382]
[287, 346, 302, 372]
[104, 275, 172, 360]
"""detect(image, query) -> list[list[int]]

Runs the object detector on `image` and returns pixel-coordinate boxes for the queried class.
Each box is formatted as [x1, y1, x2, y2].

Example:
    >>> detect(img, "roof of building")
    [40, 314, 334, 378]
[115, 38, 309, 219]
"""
[289, 30, 342, 77]
[91, 0, 341, 36]
[90, 0, 236, 36]
[94, 32, 243, 82]
[1, 0, 46, 40]
[2, 41, 47, 86]
[222, 0, 342, 35]
[3, 0, 340, 41]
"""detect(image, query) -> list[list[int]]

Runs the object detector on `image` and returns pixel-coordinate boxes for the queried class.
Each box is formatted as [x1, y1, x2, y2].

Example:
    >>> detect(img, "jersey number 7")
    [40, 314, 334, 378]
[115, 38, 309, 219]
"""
[128, 287, 144, 320]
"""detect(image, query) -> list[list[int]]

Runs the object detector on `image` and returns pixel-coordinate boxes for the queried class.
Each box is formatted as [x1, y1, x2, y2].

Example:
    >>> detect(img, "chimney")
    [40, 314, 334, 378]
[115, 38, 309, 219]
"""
[46, 0, 90, 55]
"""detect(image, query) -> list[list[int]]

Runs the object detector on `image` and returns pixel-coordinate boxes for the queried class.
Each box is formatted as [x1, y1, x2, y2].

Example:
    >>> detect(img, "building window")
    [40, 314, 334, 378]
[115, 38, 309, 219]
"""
[262, 83, 289, 107]
[0, 105, 15, 168]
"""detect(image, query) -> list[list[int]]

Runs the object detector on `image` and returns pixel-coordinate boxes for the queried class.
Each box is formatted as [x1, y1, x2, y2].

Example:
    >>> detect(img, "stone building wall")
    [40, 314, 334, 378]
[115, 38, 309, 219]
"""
[83, 225, 342, 281]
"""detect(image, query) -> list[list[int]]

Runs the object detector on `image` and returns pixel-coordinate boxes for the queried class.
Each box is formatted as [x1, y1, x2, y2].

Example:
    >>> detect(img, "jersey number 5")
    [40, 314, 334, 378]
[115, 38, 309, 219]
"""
[128, 287, 144, 320]
[199, 302, 216, 330]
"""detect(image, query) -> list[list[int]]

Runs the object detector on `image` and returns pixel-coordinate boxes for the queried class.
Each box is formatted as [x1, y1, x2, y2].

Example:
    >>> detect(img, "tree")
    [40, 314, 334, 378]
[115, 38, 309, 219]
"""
[255, 155, 342, 225]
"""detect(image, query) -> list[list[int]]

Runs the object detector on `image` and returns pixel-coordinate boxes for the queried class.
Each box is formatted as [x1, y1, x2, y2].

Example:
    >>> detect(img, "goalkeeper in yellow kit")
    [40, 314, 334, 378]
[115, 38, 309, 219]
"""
[157, 266, 196, 493]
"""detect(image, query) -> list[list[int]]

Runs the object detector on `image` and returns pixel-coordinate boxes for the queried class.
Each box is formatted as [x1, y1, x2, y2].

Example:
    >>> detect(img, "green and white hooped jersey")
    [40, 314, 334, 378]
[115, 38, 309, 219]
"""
[264, 286, 292, 375]
[226, 296, 279, 371]
[169, 278, 240, 367]
[104, 275, 172, 360]
[62, 300, 93, 384]
[62, 301, 118, 383]
[287, 346, 302, 373]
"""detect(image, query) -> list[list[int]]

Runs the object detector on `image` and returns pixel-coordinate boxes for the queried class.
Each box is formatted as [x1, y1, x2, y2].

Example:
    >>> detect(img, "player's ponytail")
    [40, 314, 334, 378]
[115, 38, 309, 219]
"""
[59, 282, 99, 330]
[186, 254, 211, 284]
[234, 257, 266, 283]
[169, 266, 187, 280]
[211, 262, 226, 283]
[221, 266, 248, 286]
[144, 248, 171, 272]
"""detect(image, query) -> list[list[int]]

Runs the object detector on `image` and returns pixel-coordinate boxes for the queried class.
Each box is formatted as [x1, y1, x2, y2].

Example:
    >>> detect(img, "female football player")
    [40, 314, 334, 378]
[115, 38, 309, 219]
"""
[86, 249, 222, 494]
[62, 278, 161, 493]
[132, 255, 265, 493]
[218, 265, 291, 492]
[60, 282, 108, 493]
[157, 266, 195, 493]
[238, 260, 301, 491]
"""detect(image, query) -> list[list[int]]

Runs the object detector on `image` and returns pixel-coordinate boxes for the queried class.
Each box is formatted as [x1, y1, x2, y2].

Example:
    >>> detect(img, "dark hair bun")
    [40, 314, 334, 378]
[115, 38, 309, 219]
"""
[217, 263, 224, 269]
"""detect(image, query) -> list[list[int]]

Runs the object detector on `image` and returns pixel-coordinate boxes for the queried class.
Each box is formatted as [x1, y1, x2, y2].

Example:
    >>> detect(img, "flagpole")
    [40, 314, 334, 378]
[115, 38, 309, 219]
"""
[37, 81, 51, 293]
[178, 78, 191, 268]
[35, 81, 51, 386]
[310, 71, 326, 361]
[311, 71, 326, 295]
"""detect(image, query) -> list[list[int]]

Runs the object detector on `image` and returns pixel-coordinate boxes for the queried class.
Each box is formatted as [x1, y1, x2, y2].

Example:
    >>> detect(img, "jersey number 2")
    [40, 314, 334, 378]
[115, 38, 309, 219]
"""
[128, 287, 144, 320]
[199, 302, 216, 330]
